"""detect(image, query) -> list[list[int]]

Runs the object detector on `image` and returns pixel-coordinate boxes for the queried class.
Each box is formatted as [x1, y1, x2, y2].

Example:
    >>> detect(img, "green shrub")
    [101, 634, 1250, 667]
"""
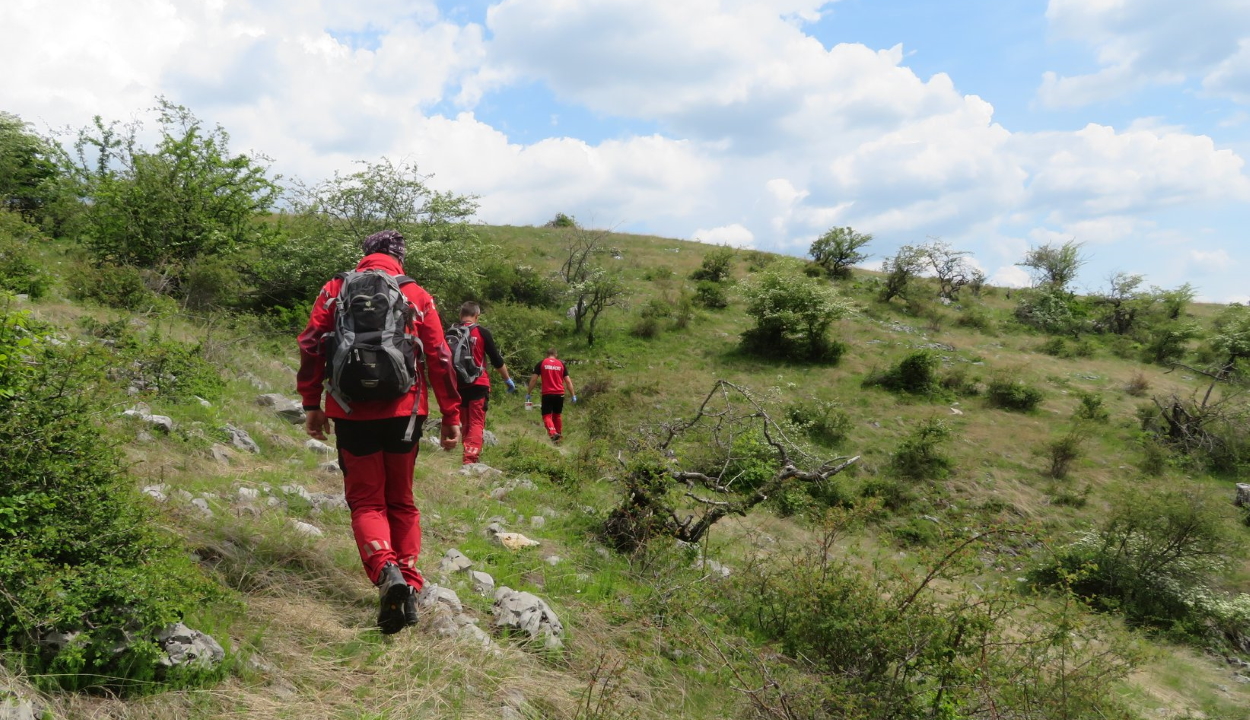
[480, 303, 564, 374]
[0, 309, 220, 691]
[630, 298, 671, 339]
[499, 437, 574, 485]
[744, 249, 775, 272]
[693, 280, 728, 309]
[479, 262, 563, 308]
[890, 418, 954, 480]
[939, 365, 981, 396]
[546, 212, 576, 228]
[69, 263, 161, 310]
[801, 262, 824, 278]
[864, 350, 942, 395]
[785, 398, 852, 447]
[0, 210, 50, 298]
[892, 517, 939, 547]
[740, 267, 852, 363]
[1074, 391, 1110, 422]
[955, 305, 994, 332]
[1031, 486, 1241, 640]
[1046, 430, 1084, 479]
[1143, 322, 1200, 365]
[690, 247, 734, 282]
[859, 477, 913, 510]
[986, 376, 1044, 412]
[641, 266, 673, 281]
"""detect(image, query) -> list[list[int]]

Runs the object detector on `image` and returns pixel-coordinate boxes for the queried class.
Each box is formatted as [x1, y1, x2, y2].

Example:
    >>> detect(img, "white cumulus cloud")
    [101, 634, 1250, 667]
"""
[693, 223, 756, 248]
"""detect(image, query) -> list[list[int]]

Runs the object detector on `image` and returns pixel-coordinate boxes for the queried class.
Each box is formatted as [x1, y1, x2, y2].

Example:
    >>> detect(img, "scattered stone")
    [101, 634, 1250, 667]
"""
[492, 586, 564, 650]
[489, 487, 509, 501]
[317, 460, 340, 474]
[172, 489, 194, 503]
[0, 688, 40, 720]
[257, 394, 306, 424]
[501, 706, 523, 720]
[136, 430, 154, 443]
[266, 496, 284, 508]
[195, 396, 212, 408]
[1236, 483, 1250, 508]
[509, 477, 537, 491]
[529, 516, 546, 529]
[304, 438, 333, 455]
[544, 555, 561, 566]
[950, 407, 963, 416]
[280, 484, 313, 502]
[482, 430, 499, 447]
[460, 463, 504, 480]
[210, 443, 233, 465]
[142, 484, 169, 502]
[122, 404, 174, 433]
[191, 498, 213, 517]
[439, 549, 474, 574]
[224, 424, 260, 454]
[471, 570, 496, 595]
[484, 521, 507, 537]
[417, 584, 463, 614]
[693, 559, 732, 578]
[291, 520, 323, 537]
[240, 371, 268, 390]
[157, 623, 225, 669]
[429, 608, 460, 637]
[237, 487, 260, 502]
[309, 492, 348, 513]
[460, 623, 493, 649]
[493, 532, 540, 551]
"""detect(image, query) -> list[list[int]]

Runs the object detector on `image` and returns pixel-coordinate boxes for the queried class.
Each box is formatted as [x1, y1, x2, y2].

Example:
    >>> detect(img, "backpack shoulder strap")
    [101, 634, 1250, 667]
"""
[396, 275, 416, 286]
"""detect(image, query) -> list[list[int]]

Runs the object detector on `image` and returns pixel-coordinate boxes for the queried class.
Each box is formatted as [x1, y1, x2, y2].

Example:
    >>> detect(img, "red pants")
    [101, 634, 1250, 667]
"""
[460, 396, 487, 465]
[334, 417, 424, 590]
[541, 393, 564, 437]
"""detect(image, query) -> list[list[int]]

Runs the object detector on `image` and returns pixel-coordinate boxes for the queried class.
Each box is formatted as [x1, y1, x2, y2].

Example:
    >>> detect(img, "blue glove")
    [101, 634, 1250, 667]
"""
[525, 394, 532, 403]
[505, 378, 517, 393]
[572, 395, 578, 404]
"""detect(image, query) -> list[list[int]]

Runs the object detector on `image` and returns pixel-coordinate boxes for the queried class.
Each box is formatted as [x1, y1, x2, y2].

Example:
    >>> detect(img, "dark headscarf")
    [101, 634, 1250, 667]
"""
[362, 230, 406, 264]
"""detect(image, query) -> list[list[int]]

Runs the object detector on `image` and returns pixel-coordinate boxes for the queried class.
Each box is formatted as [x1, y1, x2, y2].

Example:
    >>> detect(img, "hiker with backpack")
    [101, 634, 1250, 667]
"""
[296, 229, 462, 635]
[526, 348, 576, 442]
[446, 301, 516, 465]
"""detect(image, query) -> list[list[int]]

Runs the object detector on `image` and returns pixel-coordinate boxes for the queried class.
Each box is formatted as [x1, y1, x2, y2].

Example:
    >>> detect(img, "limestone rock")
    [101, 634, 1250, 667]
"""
[304, 438, 333, 455]
[191, 498, 213, 517]
[471, 570, 496, 595]
[291, 520, 323, 537]
[257, 393, 306, 424]
[416, 584, 463, 614]
[156, 623, 225, 669]
[0, 681, 41, 720]
[317, 460, 340, 474]
[195, 396, 212, 408]
[1236, 483, 1250, 508]
[543, 555, 561, 566]
[439, 549, 473, 574]
[460, 623, 493, 649]
[482, 429, 499, 447]
[280, 484, 313, 502]
[492, 586, 564, 650]
[142, 484, 169, 503]
[122, 404, 174, 433]
[529, 516, 546, 529]
[494, 532, 540, 551]
[210, 443, 233, 465]
[309, 492, 348, 513]
[237, 487, 260, 502]
[460, 463, 504, 480]
[224, 424, 260, 454]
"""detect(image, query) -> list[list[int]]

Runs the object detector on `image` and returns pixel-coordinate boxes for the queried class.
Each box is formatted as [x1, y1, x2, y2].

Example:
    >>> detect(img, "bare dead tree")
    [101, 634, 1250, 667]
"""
[1146, 361, 1250, 470]
[603, 380, 859, 551]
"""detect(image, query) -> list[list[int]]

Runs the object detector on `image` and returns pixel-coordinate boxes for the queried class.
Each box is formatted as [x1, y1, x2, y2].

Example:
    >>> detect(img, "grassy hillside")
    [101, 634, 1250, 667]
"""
[4, 222, 1250, 719]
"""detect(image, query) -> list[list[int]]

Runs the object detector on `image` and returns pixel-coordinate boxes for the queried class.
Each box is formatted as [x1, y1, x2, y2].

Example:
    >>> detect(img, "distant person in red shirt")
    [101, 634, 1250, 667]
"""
[451, 301, 516, 465]
[297, 229, 462, 635]
[526, 348, 576, 442]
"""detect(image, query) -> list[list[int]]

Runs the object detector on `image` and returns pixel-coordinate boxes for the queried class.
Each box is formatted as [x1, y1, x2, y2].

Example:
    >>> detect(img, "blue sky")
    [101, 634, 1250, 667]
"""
[2, 0, 1248, 300]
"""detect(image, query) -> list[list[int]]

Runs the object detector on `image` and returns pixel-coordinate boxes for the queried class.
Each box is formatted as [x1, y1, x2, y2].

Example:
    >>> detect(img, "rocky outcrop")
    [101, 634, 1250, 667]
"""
[224, 424, 260, 454]
[492, 586, 564, 651]
[122, 403, 174, 433]
[1236, 483, 1250, 508]
[156, 623, 225, 669]
[257, 393, 306, 424]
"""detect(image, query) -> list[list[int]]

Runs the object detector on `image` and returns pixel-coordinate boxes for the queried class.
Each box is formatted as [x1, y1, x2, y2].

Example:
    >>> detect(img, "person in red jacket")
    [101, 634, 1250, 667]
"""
[452, 301, 516, 465]
[526, 347, 576, 442]
[296, 229, 462, 635]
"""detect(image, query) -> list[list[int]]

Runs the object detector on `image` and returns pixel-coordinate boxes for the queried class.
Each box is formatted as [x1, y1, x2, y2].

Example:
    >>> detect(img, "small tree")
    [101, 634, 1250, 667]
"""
[878, 244, 926, 302]
[1018, 239, 1086, 290]
[579, 268, 628, 347]
[690, 247, 735, 282]
[921, 239, 975, 300]
[741, 267, 854, 362]
[1093, 272, 1147, 335]
[809, 226, 871, 280]
[0, 112, 59, 219]
[73, 99, 281, 269]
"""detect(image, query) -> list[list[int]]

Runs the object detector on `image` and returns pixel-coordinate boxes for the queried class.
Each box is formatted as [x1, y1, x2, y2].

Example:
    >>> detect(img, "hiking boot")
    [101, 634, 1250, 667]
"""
[551, 433, 562, 443]
[403, 587, 419, 627]
[375, 562, 409, 635]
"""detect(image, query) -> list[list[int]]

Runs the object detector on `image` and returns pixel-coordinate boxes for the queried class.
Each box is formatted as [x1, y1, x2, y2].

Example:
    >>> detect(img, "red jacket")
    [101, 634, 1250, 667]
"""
[296, 253, 461, 425]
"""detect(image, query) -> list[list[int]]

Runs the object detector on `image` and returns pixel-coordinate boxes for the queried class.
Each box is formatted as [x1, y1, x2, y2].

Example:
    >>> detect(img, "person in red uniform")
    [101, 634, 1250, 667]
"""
[526, 347, 577, 442]
[452, 301, 516, 465]
[296, 229, 462, 635]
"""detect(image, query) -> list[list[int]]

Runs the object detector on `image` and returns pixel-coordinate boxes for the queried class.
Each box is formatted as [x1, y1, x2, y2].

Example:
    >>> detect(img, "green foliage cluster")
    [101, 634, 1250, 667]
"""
[693, 279, 728, 309]
[720, 532, 1139, 719]
[0, 210, 50, 298]
[689, 247, 734, 283]
[498, 437, 574, 486]
[0, 309, 218, 691]
[865, 350, 942, 395]
[785, 398, 852, 447]
[986, 376, 1044, 412]
[0, 112, 60, 219]
[1031, 486, 1247, 644]
[890, 418, 954, 480]
[740, 266, 852, 363]
[808, 226, 870, 280]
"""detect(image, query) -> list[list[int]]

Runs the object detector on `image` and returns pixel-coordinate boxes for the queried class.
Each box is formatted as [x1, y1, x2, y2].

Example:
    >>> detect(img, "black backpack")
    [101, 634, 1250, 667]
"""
[326, 270, 422, 410]
[446, 322, 484, 385]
